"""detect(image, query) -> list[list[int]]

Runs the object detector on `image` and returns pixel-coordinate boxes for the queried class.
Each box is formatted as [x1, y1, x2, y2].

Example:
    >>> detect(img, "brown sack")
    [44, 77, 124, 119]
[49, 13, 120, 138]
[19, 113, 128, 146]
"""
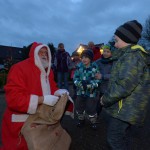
[21, 123, 71, 150]
[21, 94, 71, 150]
[35, 93, 69, 125]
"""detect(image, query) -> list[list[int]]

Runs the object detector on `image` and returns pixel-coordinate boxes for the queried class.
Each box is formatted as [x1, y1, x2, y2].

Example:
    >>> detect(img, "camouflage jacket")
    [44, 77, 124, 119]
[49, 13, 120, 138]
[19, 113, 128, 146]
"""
[102, 45, 150, 125]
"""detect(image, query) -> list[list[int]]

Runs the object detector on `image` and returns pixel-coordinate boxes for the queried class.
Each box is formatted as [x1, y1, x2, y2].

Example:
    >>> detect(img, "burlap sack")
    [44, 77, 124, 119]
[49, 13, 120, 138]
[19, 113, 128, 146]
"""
[21, 94, 71, 150]
[33, 93, 68, 125]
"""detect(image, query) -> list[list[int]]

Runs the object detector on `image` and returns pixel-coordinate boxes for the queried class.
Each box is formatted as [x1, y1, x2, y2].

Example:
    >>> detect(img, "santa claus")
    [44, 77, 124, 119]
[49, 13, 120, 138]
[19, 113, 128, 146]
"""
[1, 42, 72, 150]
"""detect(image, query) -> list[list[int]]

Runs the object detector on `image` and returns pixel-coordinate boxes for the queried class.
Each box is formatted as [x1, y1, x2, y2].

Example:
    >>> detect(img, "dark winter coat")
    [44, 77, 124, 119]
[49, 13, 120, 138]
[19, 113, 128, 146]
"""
[54, 49, 71, 72]
[102, 45, 150, 125]
[96, 56, 114, 94]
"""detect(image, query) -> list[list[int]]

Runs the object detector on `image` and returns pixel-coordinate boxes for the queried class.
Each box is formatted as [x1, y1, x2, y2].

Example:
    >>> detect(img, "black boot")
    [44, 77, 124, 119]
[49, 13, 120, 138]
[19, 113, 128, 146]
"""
[90, 123, 97, 130]
[76, 120, 85, 127]
[88, 114, 98, 130]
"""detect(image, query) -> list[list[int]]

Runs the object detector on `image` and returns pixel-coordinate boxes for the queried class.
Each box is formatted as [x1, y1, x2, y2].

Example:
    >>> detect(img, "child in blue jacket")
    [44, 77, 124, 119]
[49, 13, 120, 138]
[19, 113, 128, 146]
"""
[73, 49, 100, 130]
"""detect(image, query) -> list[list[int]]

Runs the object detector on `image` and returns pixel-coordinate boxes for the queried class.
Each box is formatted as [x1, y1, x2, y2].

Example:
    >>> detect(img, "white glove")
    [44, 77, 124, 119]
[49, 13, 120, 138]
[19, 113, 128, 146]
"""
[54, 89, 69, 96]
[43, 95, 59, 106]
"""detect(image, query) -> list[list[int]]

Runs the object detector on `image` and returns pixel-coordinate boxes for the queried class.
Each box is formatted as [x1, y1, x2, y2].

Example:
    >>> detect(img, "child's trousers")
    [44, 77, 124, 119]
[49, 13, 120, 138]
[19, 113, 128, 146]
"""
[76, 96, 98, 124]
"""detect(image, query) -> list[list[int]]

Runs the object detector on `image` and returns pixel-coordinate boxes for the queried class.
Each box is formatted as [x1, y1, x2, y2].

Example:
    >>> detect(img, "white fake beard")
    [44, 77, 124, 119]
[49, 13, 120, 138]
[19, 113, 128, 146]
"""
[40, 57, 49, 69]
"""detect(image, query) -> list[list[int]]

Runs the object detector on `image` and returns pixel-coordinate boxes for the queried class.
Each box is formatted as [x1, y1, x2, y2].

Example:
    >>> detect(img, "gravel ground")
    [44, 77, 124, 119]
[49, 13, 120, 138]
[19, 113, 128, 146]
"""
[0, 84, 150, 150]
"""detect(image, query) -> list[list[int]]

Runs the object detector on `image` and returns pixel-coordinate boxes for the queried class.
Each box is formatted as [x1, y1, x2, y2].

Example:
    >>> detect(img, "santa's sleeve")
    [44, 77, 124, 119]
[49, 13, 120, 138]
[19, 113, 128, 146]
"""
[65, 96, 74, 118]
[4, 64, 38, 114]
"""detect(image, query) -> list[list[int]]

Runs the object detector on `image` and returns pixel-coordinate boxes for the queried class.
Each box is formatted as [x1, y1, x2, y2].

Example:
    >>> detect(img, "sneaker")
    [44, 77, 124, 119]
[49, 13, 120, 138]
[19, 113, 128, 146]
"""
[76, 120, 85, 127]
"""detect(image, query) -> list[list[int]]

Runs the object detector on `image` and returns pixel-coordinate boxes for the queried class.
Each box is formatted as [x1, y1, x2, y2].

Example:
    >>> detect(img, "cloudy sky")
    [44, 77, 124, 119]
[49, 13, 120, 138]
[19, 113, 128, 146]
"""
[0, 0, 149, 54]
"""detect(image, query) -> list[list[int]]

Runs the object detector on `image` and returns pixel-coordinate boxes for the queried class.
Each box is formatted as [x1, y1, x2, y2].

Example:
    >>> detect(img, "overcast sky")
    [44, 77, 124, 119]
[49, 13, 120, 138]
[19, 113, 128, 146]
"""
[0, 0, 149, 54]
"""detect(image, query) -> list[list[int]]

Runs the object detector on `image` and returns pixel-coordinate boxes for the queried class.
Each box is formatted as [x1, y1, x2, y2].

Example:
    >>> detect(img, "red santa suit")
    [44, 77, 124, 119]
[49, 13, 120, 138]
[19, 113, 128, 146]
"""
[1, 42, 59, 150]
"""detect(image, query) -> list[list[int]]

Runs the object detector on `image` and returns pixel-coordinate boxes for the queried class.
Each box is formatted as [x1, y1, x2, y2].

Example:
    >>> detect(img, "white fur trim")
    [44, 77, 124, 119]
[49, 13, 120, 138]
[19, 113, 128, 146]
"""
[27, 95, 38, 114]
[65, 111, 74, 118]
[34, 44, 51, 75]
[12, 114, 29, 122]
[34, 44, 51, 95]
[41, 74, 51, 95]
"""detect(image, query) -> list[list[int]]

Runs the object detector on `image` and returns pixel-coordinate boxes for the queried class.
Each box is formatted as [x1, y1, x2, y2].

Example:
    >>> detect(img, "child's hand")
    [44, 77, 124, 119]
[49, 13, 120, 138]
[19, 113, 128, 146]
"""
[81, 80, 88, 91]
[95, 73, 102, 79]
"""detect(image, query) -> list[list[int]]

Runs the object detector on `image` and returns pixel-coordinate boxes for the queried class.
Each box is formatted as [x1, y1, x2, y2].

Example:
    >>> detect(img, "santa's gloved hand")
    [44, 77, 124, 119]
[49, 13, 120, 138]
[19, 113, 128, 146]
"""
[43, 95, 59, 106]
[54, 89, 69, 96]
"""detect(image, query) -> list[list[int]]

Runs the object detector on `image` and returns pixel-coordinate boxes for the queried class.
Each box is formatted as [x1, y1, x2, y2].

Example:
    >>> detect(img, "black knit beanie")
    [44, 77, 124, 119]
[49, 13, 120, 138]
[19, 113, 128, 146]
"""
[81, 49, 94, 61]
[114, 20, 142, 44]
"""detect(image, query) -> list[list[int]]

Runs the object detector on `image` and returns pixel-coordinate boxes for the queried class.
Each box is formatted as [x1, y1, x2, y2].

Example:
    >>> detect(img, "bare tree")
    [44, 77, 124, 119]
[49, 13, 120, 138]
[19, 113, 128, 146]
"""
[142, 15, 150, 41]
[47, 43, 56, 63]
[108, 35, 116, 50]
[22, 43, 33, 60]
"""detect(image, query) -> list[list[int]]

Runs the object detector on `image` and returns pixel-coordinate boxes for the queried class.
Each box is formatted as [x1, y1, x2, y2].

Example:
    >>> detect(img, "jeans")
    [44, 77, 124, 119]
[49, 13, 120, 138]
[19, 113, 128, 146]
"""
[57, 72, 69, 90]
[102, 111, 131, 150]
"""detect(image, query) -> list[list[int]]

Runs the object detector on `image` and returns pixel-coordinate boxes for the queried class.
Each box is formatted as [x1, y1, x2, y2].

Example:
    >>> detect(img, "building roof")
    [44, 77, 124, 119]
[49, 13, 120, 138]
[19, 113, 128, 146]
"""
[0, 45, 23, 59]
[0, 45, 24, 65]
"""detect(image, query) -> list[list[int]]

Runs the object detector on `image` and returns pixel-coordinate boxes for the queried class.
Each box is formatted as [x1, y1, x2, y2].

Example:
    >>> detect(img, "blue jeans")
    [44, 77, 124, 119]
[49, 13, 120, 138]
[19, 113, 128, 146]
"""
[57, 72, 69, 90]
[102, 111, 131, 150]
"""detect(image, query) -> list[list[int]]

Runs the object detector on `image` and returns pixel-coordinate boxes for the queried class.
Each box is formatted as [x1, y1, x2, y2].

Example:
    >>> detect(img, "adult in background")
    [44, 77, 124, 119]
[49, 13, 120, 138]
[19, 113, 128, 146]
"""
[54, 43, 71, 90]
[88, 41, 102, 61]
[100, 20, 150, 150]
[70, 51, 81, 101]
[1, 42, 68, 150]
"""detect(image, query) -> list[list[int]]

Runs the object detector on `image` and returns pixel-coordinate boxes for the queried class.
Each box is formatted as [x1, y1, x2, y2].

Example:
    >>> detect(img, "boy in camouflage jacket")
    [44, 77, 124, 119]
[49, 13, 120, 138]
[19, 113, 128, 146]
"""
[101, 20, 150, 150]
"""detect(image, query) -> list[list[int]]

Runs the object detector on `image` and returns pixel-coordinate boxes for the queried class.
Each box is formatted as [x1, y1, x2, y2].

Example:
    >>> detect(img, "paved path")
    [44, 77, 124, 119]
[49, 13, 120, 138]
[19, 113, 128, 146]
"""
[0, 86, 150, 150]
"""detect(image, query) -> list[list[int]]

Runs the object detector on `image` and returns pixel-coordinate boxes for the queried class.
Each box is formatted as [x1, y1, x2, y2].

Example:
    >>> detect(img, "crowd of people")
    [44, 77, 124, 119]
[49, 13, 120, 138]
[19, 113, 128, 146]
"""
[0, 20, 150, 150]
